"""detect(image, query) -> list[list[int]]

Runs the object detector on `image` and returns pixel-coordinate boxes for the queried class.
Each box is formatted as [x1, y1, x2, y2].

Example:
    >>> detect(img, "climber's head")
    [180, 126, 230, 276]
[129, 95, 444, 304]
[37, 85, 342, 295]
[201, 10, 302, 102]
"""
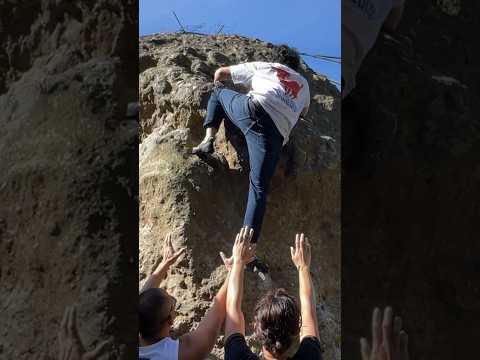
[271, 45, 301, 71]
[253, 288, 301, 357]
[139, 288, 177, 342]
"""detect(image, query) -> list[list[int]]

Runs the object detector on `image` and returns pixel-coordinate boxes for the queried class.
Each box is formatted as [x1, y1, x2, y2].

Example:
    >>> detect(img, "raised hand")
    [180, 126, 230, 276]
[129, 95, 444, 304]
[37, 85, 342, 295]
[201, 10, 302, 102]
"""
[219, 251, 233, 271]
[290, 233, 311, 270]
[360, 307, 409, 360]
[232, 226, 256, 265]
[58, 305, 110, 360]
[160, 233, 186, 268]
[142, 233, 186, 291]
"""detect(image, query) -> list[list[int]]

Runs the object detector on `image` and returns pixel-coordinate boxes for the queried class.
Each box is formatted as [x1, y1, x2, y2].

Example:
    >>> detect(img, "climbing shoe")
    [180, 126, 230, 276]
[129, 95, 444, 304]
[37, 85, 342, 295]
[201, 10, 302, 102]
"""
[246, 257, 269, 280]
[192, 137, 214, 155]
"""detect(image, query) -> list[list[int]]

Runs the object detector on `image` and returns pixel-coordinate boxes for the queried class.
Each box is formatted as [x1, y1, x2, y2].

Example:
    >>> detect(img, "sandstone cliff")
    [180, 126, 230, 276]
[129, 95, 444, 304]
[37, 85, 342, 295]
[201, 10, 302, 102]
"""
[139, 33, 341, 359]
[0, 1, 138, 359]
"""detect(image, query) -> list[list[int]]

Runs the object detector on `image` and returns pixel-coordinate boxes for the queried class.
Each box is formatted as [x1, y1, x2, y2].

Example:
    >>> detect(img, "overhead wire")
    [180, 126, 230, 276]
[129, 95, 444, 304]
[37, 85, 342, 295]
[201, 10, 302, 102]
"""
[169, 12, 342, 87]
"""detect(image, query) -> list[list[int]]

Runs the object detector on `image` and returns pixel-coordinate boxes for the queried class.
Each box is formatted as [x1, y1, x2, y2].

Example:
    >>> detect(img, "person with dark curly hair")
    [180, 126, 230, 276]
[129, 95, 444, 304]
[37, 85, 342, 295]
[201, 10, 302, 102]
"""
[224, 228, 321, 359]
[252, 288, 302, 356]
[192, 45, 310, 279]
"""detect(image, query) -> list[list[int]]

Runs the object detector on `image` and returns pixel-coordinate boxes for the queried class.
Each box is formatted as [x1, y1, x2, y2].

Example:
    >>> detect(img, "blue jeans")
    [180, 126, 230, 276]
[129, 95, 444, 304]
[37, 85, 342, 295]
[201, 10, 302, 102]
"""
[203, 87, 284, 243]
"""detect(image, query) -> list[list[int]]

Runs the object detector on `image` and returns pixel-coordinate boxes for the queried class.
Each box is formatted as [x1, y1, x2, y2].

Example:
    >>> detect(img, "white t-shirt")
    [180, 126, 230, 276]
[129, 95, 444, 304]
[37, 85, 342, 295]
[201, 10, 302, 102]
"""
[342, 0, 405, 97]
[139, 337, 179, 360]
[229, 61, 310, 145]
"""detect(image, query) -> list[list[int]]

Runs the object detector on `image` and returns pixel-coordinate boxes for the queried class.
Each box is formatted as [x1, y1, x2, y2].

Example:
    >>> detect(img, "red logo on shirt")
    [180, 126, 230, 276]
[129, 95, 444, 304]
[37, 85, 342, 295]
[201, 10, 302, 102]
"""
[272, 66, 304, 99]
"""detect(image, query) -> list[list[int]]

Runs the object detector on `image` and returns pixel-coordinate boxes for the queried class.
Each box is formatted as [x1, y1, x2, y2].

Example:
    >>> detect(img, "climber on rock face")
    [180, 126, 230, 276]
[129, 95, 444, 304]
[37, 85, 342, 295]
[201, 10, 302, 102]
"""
[342, 0, 406, 98]
[224, 228, 322, 360]
[138, 233, 239, 360]
[192, 45, 311, 276]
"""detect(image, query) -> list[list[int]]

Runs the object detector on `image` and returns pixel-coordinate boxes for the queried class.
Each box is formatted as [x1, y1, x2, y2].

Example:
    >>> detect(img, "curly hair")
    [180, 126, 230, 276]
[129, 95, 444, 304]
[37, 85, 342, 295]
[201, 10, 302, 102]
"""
[271, 45, 301, 71]
[253, 288, 301, 355]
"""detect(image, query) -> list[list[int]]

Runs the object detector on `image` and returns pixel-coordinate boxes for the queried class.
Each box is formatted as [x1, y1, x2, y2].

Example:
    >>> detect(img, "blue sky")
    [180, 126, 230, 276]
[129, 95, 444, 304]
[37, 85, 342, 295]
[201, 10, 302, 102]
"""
[140, 0, 340, 88]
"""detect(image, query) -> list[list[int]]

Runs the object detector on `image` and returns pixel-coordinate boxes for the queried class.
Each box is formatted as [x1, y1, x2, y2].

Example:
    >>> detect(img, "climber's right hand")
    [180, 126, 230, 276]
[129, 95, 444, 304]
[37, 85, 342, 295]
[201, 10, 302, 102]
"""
[213, 66, 231, 84]
[290, 233, 311, 271]
[232, 226, 256, 265]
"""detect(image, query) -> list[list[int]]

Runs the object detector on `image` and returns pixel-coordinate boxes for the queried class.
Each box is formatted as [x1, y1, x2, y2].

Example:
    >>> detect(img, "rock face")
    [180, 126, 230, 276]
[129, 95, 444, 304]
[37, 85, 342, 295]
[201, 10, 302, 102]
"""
[139, 33, 340, 359]
[342, 1, 480, 359]
[0, 1, 138, 359]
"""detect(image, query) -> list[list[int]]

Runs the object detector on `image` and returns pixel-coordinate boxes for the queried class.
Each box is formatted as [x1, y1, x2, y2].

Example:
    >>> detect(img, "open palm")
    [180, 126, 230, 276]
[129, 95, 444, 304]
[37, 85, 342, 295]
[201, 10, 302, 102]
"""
[360, 307, 409, 360]
[161, 233, 186, 267]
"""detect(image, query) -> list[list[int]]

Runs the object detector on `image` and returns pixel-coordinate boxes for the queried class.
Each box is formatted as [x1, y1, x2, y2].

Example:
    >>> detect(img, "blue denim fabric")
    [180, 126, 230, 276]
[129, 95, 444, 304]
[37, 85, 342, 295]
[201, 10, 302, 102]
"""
[203, 87, 284, 243]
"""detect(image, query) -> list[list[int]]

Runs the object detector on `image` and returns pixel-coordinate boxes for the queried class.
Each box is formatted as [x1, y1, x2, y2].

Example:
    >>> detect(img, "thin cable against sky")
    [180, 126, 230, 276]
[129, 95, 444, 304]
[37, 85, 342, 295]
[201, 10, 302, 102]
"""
[140, 0, 341, 88]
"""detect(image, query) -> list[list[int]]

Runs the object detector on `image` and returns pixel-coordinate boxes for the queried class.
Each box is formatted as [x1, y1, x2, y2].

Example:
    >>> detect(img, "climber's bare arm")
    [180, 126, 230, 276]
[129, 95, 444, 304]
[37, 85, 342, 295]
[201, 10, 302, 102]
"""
[383, 1, 405, 32]
[141, 233, 186, 292]
[300, 107, 309, 118]
[300, 104, 309, 119]
[291, 233, 320, 340]
[299, 94, 310, 121]
[225, 227, 256, 338]
[214, 67, 232, 84]
[179, 254, 233, 360]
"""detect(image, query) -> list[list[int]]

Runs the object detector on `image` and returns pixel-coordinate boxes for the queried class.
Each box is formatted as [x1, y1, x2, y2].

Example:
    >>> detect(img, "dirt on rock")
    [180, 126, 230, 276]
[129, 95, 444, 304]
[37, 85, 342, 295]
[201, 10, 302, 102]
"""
[0, 1, 138, 359]
[139, 33, 341, 359]
[342, 1, 480, 358]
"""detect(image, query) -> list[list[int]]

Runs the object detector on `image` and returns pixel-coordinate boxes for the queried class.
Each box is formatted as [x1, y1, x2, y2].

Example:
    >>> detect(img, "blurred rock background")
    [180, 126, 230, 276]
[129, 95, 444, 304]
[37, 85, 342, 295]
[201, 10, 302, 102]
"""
[0, 1, 138, 359]
[342, 1, 480, 359]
